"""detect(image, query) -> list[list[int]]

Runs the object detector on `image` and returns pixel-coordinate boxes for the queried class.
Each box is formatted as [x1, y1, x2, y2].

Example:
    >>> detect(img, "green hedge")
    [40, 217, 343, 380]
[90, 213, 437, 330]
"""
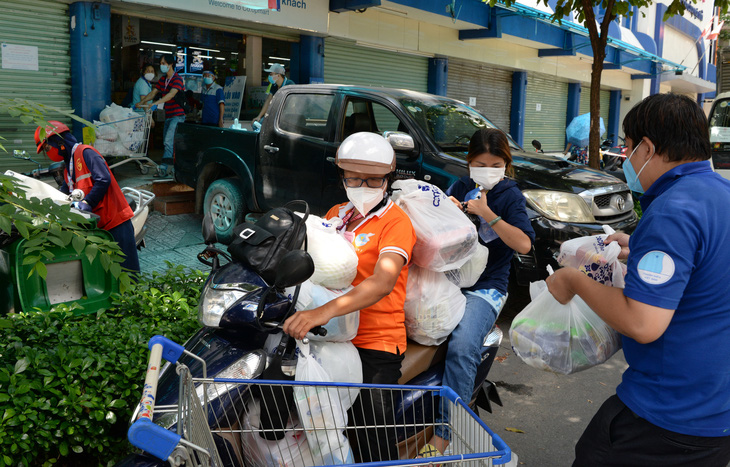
[0, 263, 207, 466]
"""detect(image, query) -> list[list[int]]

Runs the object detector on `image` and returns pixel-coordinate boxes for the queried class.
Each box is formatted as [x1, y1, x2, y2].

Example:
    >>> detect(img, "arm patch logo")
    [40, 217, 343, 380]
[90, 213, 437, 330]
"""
[637, 250, 675, 285]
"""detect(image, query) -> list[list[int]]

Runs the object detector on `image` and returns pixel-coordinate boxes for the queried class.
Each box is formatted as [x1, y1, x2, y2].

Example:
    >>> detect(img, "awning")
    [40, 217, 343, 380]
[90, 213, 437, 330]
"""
[661, 73, 716, 93]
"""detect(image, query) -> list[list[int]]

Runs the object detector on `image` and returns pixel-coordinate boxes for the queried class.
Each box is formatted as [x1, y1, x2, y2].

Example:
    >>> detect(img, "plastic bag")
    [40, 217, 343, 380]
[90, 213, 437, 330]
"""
[242, 398, 315, 467]
[294, 341, 355, 465]
[310, 340, 362, 411]
[392, 179, 478, 272]
[557, 226, 626, 287]
[404, 266, 466, 346]
[445, 243, 489, 288]
[509, 281, 622, 375]
[287, 281, 360, 342]
[305, 215, 358, 289]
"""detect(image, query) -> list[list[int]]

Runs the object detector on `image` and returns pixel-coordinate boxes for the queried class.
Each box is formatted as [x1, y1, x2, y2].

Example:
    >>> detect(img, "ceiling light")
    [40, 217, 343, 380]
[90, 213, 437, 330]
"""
[189, 46, 221, 53]
[142, 40, 177, 47]
[268, 56, 290, 61]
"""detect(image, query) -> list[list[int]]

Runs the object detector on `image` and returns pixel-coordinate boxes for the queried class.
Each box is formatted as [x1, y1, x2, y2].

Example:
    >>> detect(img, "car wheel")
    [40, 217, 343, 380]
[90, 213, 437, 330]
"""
[203, 178, 246, 244]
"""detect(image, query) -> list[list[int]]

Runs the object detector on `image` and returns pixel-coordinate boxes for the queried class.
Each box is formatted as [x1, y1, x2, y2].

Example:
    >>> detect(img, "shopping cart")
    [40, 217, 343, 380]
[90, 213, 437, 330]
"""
[127, 336, 512, 467]
[88, 107, 157, 174]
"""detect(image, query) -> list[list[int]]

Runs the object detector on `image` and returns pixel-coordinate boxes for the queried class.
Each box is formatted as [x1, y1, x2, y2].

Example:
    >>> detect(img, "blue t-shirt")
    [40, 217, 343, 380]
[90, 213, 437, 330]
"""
[617, 160, 730, 437]
[445, 176, 535, 295]
[131, 77, 152, 112]
[200, 83, 224, 124]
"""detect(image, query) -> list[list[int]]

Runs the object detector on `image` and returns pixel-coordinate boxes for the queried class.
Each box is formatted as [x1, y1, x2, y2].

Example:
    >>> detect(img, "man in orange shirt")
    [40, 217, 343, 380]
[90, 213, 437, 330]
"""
[284, 132, 416, 462]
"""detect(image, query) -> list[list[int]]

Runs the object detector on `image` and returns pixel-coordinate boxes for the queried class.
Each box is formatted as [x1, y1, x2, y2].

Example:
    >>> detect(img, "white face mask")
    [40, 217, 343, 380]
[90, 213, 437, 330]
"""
[470, 166, 505, 191]
[144, 73, 154, 81]
[345, 186, 385, 216]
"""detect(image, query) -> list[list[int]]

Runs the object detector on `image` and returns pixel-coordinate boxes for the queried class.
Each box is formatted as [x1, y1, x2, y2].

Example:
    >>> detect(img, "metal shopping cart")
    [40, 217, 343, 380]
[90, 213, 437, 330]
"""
[127, 336, 511, 467]
[88, 107, 157, 174]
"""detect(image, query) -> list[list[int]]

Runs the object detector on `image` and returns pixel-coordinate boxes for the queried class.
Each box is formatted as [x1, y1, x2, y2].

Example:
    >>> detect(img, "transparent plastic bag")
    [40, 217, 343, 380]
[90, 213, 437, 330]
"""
[288, 281, 360, 342]
[309, 340, 361, 411]
[404, 266, 466, 346]
[509, 280, 622, 375]
[294, 341, 355, 465]
[557, 226, 626, 287]
[392, 179, 478, 272]
[305, 215, 358, 289]
[445, 243, 489, 288]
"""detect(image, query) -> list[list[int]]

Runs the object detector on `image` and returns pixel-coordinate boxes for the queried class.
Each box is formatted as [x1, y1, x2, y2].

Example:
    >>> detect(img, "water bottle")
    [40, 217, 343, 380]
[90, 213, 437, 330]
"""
[232, 118, 241, 130]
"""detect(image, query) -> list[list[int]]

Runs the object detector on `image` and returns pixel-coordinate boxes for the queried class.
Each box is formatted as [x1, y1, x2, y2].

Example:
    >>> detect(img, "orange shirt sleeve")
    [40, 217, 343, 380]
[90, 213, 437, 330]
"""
[377, 208, 416, 264]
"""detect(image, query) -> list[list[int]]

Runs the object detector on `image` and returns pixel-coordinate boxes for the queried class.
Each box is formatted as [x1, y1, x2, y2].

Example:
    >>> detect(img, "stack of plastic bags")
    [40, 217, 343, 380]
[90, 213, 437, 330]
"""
[510, 227, 624, 374]
[392, 179, 482, 346]
[92, 103, 147, 156]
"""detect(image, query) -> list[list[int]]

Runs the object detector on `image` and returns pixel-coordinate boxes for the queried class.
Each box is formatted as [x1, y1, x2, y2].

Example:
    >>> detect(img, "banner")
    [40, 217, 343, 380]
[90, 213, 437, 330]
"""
[122, 16, 140, 47]
[222, 76, 247, 126]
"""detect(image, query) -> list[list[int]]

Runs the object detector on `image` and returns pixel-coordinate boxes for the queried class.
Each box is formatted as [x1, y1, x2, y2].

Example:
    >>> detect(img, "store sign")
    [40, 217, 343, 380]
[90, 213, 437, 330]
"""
[122, 16, 140, 47]
[1, 43, 38, 71]
[190, 50, 204, 73]
[120, 0, 327, 33]
[223, 76, 247, 126]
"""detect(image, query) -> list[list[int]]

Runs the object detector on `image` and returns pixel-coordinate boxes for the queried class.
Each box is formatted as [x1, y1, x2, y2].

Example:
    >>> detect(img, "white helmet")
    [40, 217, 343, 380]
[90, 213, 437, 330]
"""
[336, 132, 395, 175]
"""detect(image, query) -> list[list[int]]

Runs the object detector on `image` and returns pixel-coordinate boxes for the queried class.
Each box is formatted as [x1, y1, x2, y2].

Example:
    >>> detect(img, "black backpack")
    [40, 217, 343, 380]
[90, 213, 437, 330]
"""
[173, 88, 192, 114]
[227, 200, 309, 284]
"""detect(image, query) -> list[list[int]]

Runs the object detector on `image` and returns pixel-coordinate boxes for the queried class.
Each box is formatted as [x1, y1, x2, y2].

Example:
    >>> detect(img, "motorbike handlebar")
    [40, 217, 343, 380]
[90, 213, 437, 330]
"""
[262, 320, 328, 337]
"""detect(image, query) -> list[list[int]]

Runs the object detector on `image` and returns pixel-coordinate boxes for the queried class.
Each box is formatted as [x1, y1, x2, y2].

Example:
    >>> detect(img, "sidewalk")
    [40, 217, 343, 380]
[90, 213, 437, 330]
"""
[112, 158, 207, 275]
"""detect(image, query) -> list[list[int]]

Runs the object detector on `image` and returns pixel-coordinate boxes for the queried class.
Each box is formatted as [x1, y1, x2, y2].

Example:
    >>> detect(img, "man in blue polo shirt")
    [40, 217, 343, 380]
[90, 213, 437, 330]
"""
[547, 93, 730, 466]
[200, 70, 224, 127]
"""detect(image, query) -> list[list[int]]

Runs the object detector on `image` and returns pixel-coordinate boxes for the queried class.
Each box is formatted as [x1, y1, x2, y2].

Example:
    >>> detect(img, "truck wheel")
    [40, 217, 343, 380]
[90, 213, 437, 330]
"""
[203, 178, 245, 244]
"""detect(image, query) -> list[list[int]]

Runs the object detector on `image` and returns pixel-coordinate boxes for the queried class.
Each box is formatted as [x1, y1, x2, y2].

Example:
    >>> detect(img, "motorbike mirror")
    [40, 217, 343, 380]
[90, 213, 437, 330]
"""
[201, 214, 218, 244]
[531, 140, 542, 151]
[274, 250, 314, 289]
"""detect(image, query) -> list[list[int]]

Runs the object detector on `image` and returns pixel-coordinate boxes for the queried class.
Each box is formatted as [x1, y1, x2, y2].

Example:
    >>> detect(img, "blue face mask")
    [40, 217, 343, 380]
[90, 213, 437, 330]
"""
[160, 64, 169, 74]
[268, 75, 276, 85]
[624, 140, 653, 194]
[203, 77, 214, 85]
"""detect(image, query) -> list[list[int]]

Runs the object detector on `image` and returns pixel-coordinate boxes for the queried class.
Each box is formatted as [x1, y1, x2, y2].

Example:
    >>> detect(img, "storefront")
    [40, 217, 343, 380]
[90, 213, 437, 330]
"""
[524, 73, 569, 152]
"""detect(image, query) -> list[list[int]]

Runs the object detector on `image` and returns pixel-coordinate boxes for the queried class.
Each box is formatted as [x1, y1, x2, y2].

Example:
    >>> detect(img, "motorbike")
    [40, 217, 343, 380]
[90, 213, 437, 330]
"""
[115, 213, 505, 467]
[534, 138, 625, 181]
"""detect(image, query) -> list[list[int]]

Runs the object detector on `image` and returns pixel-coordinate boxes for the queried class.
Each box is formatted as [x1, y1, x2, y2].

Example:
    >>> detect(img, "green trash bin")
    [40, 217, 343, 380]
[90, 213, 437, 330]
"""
[0, 228, 120, 316]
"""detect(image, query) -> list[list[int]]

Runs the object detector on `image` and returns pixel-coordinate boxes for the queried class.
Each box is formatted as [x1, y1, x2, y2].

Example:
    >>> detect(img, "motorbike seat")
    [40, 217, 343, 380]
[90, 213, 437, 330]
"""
[398, 339, 447, 385]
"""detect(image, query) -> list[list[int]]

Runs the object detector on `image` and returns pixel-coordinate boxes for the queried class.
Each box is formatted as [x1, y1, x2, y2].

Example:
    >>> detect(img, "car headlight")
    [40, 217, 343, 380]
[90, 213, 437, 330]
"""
[198, 282, 247, 327]
[523, 190, 595, 223]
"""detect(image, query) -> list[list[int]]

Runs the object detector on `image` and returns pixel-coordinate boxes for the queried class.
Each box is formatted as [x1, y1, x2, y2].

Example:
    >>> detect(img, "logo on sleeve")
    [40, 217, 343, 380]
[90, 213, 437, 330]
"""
[636, 251, 675, 285]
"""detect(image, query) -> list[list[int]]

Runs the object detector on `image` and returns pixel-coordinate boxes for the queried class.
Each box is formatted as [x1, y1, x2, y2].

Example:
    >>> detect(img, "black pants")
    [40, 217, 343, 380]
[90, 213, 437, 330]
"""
[574, 394, 730, 467]
[348, 347, 404, 463]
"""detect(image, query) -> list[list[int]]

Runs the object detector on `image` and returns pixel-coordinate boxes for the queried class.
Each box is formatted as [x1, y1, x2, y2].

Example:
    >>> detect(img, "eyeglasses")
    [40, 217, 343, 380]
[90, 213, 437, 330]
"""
[343, 177, 387, 188]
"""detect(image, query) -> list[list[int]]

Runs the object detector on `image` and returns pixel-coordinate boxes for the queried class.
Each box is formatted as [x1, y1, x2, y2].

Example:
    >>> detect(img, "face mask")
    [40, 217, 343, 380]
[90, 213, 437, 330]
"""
[345, 186, 385, 216]
[160, 64, 169, 74]
[203, 77, 214, 85]
[469, 166, 505, 191]
[45, 145, 63, 162]
[144, 73, 154, 81]
[268, 75, 276, 85]
[624, 141, 654, 194]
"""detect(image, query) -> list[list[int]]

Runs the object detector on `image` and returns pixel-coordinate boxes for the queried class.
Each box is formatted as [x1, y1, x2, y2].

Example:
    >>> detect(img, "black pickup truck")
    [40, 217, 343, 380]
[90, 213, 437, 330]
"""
[174, 84, 637, 283]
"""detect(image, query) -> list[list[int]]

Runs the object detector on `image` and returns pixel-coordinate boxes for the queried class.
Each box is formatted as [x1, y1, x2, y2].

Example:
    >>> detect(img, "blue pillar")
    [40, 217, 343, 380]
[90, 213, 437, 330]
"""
[70, 2, 111, 141]
[510, 71, 527, 147]
[566, 83, 581, 148]
[298, 35, 324, 84]
[427, 57, 448, 96]
[651, 4, 666, 96]
[608, 90, 621, 145]
[696, 39, 706, 104]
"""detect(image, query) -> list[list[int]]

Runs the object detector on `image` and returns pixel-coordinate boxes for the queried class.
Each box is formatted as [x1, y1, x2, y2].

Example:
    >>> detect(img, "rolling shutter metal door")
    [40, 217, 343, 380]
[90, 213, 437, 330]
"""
[323, 39, 428, 92]
[579, 87, 610, 136]
[0, 0, 72, 173]
[525, 75, 568, 152]
[447, 58, 512, 134]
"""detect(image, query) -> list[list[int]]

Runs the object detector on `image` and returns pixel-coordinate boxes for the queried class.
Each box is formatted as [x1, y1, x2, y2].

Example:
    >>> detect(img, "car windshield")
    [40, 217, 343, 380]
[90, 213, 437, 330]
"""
[398, 96, 521, 152]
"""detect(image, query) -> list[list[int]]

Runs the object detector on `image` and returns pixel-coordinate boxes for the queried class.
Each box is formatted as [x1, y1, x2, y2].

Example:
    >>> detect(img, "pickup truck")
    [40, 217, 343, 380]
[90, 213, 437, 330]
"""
[174, 84, 637, 283]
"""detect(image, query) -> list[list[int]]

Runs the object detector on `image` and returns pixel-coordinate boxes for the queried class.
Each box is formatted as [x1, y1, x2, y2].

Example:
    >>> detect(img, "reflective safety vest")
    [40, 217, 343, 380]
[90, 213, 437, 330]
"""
[66, 144, 133, 231]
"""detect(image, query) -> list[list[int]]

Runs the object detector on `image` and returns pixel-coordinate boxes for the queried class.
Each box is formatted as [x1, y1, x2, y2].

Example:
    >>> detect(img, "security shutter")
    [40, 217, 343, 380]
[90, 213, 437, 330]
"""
[323, 38, 428, 92]
[721, 60, 730, 95]
[447, 58, 512, 134]
[524, 74, 568, 152]
[0, 0, 71, 173]
[579, 87, 610, 137]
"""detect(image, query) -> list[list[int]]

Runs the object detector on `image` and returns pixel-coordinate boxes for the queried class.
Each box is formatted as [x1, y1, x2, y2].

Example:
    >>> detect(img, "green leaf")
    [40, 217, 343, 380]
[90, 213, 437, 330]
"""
[71, 445, 83, 454]
[85, 243, 99, 263]
[0, 216, 11, 235]
[108, 399, 126, 409]
[59, 441, 68, 456]
[72, 235, 85, 254]
[14, 358, 29, 375]
[105, 411, 117, 424]
[22, 255, 40, 266]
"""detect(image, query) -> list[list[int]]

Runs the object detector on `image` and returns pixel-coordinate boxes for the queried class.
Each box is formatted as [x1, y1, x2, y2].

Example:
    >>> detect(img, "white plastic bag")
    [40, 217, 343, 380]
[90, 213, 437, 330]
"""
[392, 179, 478, 272]
[289, 281, 359, 342]
[509, 281, 622, 375]
[294, 341, 354, 465]
[557, 226, 626, 287]
[305, 215, 358, 289]
[310, 341, 362, 411]
[404, 266, 466, 346]
[241, 399, 315, 467]
[445, 243, 489, 288]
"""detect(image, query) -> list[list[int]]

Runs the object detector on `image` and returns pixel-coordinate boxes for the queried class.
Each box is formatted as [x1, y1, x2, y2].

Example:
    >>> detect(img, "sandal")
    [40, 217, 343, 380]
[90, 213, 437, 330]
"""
[153, 164, 170, 178]
[415, 443, 442, 467]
